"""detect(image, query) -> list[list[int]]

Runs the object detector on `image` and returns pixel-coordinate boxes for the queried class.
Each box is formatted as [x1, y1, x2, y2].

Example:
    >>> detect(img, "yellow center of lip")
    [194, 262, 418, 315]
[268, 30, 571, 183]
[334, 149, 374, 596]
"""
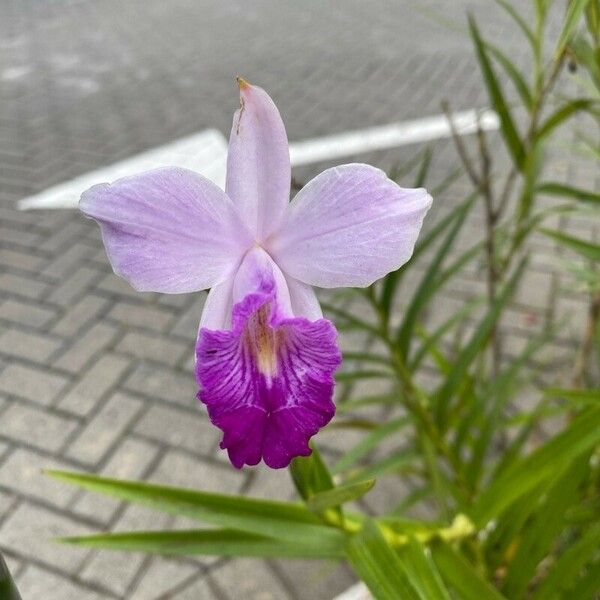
[245, 304, 281, 378]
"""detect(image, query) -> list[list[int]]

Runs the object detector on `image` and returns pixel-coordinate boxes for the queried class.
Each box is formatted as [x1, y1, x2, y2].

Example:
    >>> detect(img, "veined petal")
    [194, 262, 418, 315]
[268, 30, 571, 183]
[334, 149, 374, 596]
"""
[80, 167, 252, 293]
[285, 275, 323, 320]
[269, 164, 432, 288]
[199, 277, 236, 331]
[226, 79, 291, 240]
[196, 247, 340, 469]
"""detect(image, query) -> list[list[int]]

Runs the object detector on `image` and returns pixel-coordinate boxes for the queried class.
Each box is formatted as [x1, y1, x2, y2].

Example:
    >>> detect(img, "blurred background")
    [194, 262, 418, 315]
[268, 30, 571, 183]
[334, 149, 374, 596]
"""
[0, 1, 593, 599]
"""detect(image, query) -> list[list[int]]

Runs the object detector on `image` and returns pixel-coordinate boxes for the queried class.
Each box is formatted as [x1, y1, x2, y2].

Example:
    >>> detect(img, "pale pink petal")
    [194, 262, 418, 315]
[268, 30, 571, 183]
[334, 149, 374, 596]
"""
[285, 276, 323, 320]
[199, 277, 236, 331]
[225, 80, 291, 240]
[269, 164, 432, 288]
[80, 167, 252, 293]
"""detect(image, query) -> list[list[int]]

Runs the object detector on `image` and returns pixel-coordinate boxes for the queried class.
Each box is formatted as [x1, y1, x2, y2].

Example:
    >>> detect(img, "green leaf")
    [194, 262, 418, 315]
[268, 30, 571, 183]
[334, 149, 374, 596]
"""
[343, 450, 420, 485]
[290, 445, 335, 501]
[307, 480, 376, 513]
[434, 259, 526, 425]
[397, 193, 477, 358]
[487, 43, 533, 110]
[556, 0, 591, 56]
[398, 537, 452, 600]
[45, 471, 345, 551]
[332, 417, 409, 474]
[493, 0, 536, 50]
[432, 541, 507, 600]
[544, 387, 600, 403]
[410, 297, 484, 369]
[346, 519, 421, 600]
[469, 15, 525, 169]
[540, 228, 600, 261]
[414, 146, 433, 187]
[537, 181, 600, 204]
[0, 554, 21, 600]
[470, 406, 600, 526]
[379, 193, 474, 323]
[531, 522, 600, 600]
[502, 456, 589, 598]
[59, 528, 344, 559]
[536, 99, 598, 140]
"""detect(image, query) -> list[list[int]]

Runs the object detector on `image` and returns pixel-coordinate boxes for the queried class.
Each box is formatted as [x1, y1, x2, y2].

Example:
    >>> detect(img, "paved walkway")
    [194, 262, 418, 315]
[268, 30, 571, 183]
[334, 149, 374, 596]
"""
[0, 1, 594, 598]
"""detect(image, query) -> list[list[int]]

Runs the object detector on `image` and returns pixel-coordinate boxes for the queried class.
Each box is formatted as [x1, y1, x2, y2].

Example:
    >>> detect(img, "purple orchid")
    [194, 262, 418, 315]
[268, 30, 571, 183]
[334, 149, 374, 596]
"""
[80, 79, 432, 469]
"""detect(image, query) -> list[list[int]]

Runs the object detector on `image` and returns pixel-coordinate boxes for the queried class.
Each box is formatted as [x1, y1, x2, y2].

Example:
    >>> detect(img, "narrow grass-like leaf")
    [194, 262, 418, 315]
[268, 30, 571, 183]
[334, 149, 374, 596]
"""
[346, 519, 421, 600]
[469, 15, 524, 169]
[332, 417, 409, 475]
[397, 194, 477, 358]
[556, 0, 592, 56]
[470, 406, 600, 526]
[343, 450, 420, 485]
[540, 228, 600, 261]
[380, 194, 475, 322]
[537, 99, 597, 140]
[410, 297, 484, 369]
[45, 471, 345, 549]
[414, 146, 433, 187]
[432, 541, 508, 600]
[493, 0, 536, 50]
[502, 456, 589, 598]
[290, 445, 335, 501]
[544, 387, 600, 402]
[0, 554, 21, 600]
[537, 181, 600, 204]
[398, 537, 452, 600]
[487, 43, 533, 109]
[531, 522, 600, 600]
[308, 480, 376, 513]
[59, 528, 345, 559]
[435, 259, 526, 425]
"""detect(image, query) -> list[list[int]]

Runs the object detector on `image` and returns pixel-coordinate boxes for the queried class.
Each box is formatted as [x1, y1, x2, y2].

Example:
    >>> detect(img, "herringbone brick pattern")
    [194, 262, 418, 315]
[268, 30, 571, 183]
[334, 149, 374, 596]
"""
[0, 1, 596, 598]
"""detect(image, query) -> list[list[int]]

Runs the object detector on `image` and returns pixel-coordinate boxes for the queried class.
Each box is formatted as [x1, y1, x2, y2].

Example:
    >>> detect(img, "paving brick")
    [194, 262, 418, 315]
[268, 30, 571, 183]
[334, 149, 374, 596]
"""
[58, 353, 131, 416]
[80, 504, 170, 597]
[124, 363, 197, 407]
[53, 322, 119, 373]
[0, 328, 62, 363]
[0, 299, 57, 328]
[150, 450, 245, 494]
[16, 565, 104, 600]
[65, 392, 143, 465]
[129, 558, 199, 599]
[0, 403, 79, 452]
[48, 266, 103, 306]
[212, 559, 292, 600]
[134, 404, 219, 455]
[0, 504, 91, 572]
[0, 272, 47, 300]
[51, 294, 109, 337]
[43, 243, 96, 279]
[0, 449, 77, 508]
[116, 330, 188, 366]
[0, 248, 44, 273]
[107, 302, 174, 332]
[177, 576, 218, 600]
[71, 438, 159, 524]
[0, 363, 69, 405]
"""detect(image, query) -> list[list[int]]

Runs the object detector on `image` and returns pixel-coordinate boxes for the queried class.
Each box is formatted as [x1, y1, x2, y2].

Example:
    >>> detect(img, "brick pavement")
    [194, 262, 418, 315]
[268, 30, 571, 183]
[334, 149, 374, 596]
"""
[0, 1, 596, 598]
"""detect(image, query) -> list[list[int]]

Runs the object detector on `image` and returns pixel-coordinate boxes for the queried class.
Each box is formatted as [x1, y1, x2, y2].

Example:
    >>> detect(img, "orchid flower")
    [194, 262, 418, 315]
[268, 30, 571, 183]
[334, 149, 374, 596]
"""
[80, 79, 432, 469]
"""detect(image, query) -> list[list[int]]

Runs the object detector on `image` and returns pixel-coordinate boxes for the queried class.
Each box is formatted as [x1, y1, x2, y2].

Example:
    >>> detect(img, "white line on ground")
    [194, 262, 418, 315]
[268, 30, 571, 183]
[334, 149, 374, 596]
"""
[18, 108, 498, 210]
